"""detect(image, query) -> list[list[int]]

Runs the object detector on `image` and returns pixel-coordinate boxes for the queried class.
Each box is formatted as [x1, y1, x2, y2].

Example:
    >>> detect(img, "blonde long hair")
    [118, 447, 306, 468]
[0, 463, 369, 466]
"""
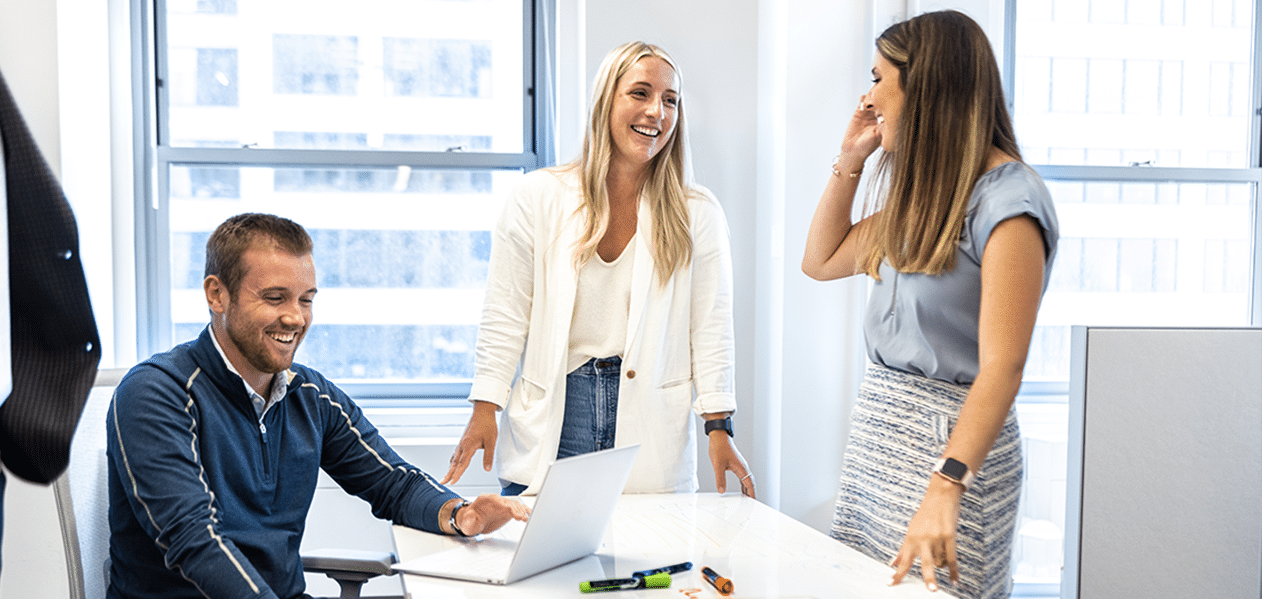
[568, 41, 695, 286]
[861, 10, 1022, 278]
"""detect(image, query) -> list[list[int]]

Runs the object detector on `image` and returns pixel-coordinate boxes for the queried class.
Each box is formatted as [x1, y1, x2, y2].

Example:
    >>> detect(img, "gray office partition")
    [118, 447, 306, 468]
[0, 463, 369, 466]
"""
[1064, 326, 1262, 599]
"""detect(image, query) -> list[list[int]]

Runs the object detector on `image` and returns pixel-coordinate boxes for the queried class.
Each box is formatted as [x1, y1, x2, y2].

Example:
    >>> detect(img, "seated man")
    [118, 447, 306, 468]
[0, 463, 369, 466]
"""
[106, 213, 528, 599]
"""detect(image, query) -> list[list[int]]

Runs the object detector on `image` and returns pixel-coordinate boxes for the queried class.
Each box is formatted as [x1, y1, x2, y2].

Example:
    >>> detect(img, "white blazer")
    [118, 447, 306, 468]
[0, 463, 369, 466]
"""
[468, 167, 737, 494]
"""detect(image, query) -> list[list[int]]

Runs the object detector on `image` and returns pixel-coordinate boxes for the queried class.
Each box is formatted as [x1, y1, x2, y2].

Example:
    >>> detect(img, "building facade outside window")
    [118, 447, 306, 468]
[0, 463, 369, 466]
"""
[384, 38, 493, 98]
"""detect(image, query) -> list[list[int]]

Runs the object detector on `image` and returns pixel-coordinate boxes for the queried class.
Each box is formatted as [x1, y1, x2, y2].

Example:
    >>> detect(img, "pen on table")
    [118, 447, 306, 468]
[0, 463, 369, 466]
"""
[579, 572, 671, 593]
[701, 566, 733, 596]
[631, 561, 692, 578]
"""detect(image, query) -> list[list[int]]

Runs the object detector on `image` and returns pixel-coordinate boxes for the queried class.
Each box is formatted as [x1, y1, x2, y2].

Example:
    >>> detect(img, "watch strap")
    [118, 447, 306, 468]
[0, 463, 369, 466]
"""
[449, 500, 471, 536]
[704, 417, 734, 438]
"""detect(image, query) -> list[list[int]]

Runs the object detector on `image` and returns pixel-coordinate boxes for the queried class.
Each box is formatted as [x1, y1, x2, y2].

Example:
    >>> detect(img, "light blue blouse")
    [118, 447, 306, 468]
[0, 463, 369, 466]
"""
[863, 161, 1059, 385]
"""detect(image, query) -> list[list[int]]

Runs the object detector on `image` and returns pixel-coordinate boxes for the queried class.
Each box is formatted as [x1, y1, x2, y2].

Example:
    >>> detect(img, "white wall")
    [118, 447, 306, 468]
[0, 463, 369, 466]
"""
[0, 0, 62, 176]
[774, 0, 875, 531]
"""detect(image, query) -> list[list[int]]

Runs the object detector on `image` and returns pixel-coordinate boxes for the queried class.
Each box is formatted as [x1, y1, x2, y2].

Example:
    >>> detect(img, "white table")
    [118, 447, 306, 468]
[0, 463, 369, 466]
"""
[392, 493, 939, 598]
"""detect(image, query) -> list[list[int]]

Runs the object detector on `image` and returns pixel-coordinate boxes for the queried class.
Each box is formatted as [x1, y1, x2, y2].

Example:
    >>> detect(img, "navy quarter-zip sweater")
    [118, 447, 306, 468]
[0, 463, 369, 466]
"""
[106, 327, 460, 599]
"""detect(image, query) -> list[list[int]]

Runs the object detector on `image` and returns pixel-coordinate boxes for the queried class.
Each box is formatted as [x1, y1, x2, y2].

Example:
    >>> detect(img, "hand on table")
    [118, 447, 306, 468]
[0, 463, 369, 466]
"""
[708, 432, 755, 499]
[889, 476, 965, 592]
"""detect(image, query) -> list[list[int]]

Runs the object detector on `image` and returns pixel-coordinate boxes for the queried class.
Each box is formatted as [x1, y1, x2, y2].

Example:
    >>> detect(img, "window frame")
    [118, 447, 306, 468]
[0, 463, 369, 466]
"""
[130, 0, 555, 402]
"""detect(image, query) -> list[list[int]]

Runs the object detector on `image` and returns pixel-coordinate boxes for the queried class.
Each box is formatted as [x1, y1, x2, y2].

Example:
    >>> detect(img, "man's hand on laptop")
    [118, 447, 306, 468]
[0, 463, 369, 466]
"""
[454, 494, 531, 536]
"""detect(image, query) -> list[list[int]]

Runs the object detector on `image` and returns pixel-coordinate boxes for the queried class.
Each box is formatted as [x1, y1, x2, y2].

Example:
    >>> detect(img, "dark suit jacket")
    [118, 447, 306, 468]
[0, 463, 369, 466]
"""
[0, 69, 101, 484]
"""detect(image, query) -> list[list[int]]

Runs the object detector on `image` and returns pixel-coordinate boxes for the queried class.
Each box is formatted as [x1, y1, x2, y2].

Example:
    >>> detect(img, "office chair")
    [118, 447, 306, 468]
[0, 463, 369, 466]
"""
[54, 368, 398, 599]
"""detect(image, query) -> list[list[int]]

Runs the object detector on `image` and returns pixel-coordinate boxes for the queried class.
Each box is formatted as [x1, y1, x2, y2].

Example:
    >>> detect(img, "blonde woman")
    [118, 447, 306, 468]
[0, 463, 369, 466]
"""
[803, 11, 1058, 599]
[443, 41, 754, 498]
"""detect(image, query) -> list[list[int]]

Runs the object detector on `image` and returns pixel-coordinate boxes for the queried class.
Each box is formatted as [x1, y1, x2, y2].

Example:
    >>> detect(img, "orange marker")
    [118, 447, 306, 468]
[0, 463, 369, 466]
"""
[701, 566, 733, 596]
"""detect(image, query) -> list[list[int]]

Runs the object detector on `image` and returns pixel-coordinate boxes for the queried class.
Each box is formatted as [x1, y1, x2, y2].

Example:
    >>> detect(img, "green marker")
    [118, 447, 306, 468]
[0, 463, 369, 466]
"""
[579, 572, 671, 592]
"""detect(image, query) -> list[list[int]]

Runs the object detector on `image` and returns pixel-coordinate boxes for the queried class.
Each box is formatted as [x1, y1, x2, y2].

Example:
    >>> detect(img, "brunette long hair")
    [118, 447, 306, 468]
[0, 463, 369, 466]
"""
[861, 10, 1022, 278]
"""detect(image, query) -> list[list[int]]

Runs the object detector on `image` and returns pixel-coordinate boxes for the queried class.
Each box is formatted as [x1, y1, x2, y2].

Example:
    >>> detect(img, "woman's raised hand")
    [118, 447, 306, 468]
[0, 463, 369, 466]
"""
[839, 94, 882, 168]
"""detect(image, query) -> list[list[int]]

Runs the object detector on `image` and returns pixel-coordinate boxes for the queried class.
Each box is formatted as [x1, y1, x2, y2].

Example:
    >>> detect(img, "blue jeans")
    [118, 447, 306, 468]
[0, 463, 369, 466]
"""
[500, 356, 621, 496]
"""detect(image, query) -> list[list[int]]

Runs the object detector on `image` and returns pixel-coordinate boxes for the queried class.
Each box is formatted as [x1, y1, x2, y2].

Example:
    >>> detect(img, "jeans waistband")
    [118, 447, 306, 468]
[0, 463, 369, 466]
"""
[570, 355, 622, 376]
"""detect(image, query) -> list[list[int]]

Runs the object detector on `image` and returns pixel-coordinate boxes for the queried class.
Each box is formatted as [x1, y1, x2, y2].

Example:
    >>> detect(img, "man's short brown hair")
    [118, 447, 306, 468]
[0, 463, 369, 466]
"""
[204, 213, 313, 296]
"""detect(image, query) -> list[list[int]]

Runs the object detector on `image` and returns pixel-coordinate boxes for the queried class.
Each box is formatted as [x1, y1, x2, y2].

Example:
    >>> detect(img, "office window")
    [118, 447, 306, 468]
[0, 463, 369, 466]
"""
[142, 0, 549, 398]
[1007, 0, 1260, 594]
[1015, 0, 1254, 169]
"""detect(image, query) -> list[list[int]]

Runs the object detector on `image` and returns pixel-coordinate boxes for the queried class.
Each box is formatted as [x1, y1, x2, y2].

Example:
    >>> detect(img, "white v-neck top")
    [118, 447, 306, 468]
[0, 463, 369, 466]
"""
[566, 233, 636, 373]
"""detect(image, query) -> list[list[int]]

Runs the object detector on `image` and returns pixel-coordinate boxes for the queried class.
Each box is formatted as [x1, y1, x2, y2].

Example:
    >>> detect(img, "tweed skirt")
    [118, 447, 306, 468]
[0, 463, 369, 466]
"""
[830, 363, 1022, 599]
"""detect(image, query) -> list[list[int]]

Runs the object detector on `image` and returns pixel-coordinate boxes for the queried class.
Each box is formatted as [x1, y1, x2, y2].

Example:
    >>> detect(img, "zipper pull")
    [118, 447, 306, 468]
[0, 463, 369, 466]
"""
[889, 272, 899, 316]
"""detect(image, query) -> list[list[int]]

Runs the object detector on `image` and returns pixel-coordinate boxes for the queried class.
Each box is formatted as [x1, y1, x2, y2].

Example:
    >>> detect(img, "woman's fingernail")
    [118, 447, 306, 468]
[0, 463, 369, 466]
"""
[888, 577, 897, 587]
[928, 582, 939, 592]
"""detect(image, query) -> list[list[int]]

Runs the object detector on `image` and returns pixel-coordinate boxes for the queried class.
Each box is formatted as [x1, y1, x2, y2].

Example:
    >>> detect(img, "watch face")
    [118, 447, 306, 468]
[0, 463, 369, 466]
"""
[941, 458, 968, 480]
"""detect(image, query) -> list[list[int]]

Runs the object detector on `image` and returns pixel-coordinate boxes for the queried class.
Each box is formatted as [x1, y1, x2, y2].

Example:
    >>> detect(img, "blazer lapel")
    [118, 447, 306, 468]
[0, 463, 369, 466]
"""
[623, 197, 655, 360]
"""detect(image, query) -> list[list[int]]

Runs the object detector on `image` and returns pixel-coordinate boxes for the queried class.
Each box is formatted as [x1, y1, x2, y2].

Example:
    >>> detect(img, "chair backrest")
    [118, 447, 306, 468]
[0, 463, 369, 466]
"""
[54, 368, 127, 599]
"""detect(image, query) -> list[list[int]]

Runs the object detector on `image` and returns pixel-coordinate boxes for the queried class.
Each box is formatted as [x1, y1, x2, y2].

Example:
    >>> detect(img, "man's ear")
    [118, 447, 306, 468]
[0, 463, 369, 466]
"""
[204, 275, 228, 314]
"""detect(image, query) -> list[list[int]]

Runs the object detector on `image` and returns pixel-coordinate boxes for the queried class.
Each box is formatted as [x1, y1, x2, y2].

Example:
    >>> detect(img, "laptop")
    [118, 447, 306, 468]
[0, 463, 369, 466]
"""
[392, 444, 639, 585]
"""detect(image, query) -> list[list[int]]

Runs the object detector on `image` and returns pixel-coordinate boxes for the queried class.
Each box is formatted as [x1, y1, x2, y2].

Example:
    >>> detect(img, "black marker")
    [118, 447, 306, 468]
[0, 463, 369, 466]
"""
[632, 561, 692, 578]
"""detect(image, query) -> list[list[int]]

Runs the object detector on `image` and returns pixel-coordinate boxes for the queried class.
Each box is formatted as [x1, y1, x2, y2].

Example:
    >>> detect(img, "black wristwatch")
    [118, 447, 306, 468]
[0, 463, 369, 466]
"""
[449, 500, 471, 536]
[704, 417, 734, 438]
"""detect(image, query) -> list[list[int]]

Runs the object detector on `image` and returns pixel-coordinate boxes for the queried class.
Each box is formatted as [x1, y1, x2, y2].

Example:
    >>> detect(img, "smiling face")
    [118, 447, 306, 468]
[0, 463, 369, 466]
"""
[608, 56, 679, 171]
[206, 243, 317, 393]
[868, 53, 905, 153]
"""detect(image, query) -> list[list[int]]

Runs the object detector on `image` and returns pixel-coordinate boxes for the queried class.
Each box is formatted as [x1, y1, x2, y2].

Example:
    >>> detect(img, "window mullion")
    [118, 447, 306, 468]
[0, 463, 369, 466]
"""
[151, 0, 170, 149]
[137, 0, 170, 359]
[1033, 164, 1262, 185]
[156, 146, 539, 170]
[1252, 0, 1262, 169]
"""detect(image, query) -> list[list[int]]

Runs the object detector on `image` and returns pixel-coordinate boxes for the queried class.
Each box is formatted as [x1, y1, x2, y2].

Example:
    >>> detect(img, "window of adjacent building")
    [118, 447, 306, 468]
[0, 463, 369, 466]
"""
[273, 35, 360, 96]
[1006, 0, 1259, 594]
[141, 0, 549, 398]
[195, 48, 238, 106]
[383, 38, 493, 98]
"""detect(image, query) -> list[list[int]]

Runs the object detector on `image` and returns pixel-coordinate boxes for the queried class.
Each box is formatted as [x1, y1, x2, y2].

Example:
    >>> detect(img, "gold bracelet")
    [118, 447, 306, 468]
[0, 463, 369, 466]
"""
[832, 155, 862, 179]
